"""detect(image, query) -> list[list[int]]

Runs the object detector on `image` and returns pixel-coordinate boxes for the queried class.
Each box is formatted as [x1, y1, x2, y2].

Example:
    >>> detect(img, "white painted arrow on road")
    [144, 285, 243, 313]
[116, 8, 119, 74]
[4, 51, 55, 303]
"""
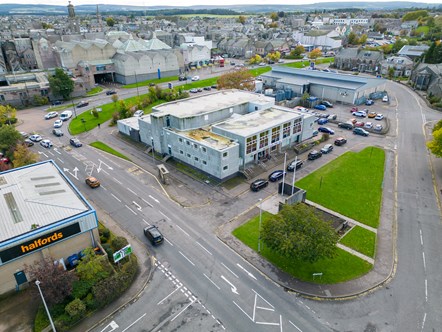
[38, 151, 48, 158]
[133, 201, 142, 211]
[97, 159, 114, 173]
[53, 147, 62, 155]
[63, 167, 79, 180]
[221, 275, 239, 295]
[99, 321, 119, 332]
[237, 263, 257, 280]
[73, 167, 78, 178]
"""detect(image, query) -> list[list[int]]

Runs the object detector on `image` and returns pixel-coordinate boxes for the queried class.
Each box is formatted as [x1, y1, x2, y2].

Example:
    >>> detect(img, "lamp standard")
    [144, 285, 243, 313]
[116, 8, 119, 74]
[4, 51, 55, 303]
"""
[71, 100, 77, 118]
[35, 280, 56, 332]
[258, 198, 263, 253]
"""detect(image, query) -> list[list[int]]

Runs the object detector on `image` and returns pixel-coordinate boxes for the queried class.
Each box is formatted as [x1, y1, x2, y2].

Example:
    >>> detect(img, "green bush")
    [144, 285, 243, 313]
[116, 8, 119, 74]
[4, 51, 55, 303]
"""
[65, 298, 86, 318]
[84, 292, 98, 310]
[72, 279, 95, 299]
[33, 305, 50, 332]
[54, 313, 74, 332]
[111, 236, 128, 252]
[101, 243, 113, 261]
[98, 225, 110, 242]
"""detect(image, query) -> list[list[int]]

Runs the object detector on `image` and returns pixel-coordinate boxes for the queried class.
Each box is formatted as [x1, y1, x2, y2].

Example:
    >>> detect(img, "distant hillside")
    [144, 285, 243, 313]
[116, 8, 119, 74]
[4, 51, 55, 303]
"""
[0, 2, 440, 15]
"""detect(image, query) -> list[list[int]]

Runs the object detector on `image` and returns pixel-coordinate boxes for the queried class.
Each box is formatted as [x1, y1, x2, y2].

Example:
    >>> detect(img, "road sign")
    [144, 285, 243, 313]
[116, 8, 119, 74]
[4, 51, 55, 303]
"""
[113, 244, 132, 263]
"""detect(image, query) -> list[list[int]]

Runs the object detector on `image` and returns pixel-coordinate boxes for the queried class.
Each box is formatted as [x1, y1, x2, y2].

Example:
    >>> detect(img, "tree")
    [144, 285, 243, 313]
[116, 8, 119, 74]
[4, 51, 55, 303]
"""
[76, 248, 113, 282]
[238, 15, 246, 24]
[25, 257, 78, 305]
[12, 144, 38, 168]
[359, 34, 368, 45]
[106, 17, 115, 27]
[267, 51, 281, 62]
[48, 68, 74, 100]
[427, 120, 442, 157]
[308, 48, 322, 60]
[270, 12, 278, 21]
[291, 45, 305, 57]
[248, 54, 263, 65]
[347, 31, 358, 45]
[261, 203, 339, 263]
[0, 126, 21, 152]
[0, 104, 16, 126]
[388, 67, 395, 80]
[217, 69, 255, 91]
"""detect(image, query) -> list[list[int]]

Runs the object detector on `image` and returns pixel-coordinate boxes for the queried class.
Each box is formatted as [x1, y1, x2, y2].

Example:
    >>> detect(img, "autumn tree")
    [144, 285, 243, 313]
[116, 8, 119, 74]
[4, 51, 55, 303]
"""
[248, 54, 263, 65]
[106, 17, 115, 27]
[76, 248, 113, 283]
[347, 31, 359, 45]
[217, 69, 255, 91]
[270, 12, 278, 21]
[291, 45, 305, 57]
[13, 144, 38, 168]
[48, 68, 74, 100]
[0, 104, 16, 125]
[427, 119, 442, 157]
[261, 203, 339, 263]
[238, 15, 246, 24]
[359, 34, 368, 45]
[308, 48, 322, 60]
[0, 126, 21, 152]
[25, 257, 78, 305]
[267, 51, 281, 62]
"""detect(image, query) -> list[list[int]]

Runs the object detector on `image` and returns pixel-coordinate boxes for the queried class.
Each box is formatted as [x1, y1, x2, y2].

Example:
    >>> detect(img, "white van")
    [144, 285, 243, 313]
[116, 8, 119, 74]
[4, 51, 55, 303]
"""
[60, 110, 73, 121]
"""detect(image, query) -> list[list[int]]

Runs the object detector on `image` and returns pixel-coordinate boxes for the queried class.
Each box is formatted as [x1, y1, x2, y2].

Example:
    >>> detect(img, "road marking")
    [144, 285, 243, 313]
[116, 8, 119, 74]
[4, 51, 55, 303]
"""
[425, 279, 428, 302]
[149, 194, 160, 203]
[142, 218, 150, 225]
[196, 241, 213, 256]
[99, 321, 119, 332]
[171, 299, 195, 322]
[256, 321, 280, 326]
[420, 229, 424, 246]
[111, 193, 121, 202]
[233, 301, 253, 321]
[289, 320, 303, 332]
[38, 151, 48, 158]
[421, 312, 427, 331]
[57, 157, 64, 164]
[128, 188, 137, 195]
[142, 198, 153, 207]
[179, 251, 195, 266]
[53, 148, 61, 155]
[113, 178, 122, 185]
[164, 237, 174, 246]
[221, 275, 239, 295]
[252, 289, 274, 309]
[175, 224, 190, 237]
[121, 313, 146, 332]
[237, 263, 257, 280]
[157, 285, 182, 305]
[101, 185, 107, 191]
[47, 151, 54, 156]
[422, 252, 426, 271]
[203, 273, 221, 290]
[133, 201, 142, 211]
[101, 169, 110, 175]
[221, 263, 239, 278]
[160, 211, 170, 220]
[125, 205, 137, 215]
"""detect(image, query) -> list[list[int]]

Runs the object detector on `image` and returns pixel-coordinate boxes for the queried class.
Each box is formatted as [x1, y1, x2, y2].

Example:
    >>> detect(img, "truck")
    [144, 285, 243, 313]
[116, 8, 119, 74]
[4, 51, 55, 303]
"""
[219, 58, 225, 67]
[60, 110, 73, 121]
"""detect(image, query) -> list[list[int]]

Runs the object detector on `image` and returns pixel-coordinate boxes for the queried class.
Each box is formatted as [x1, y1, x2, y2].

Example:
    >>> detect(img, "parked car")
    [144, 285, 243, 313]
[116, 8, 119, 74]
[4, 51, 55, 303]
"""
[329, 114, 337, 120]
[367, 111, 377, 118]
[70, 138, 82, 147]
[308, 150, 322, 160]
[203, 86, 212, 91]
[320, 100, 333, 108]
[178, 75, 187, 81]
[144, 225, 164, 246]
[40, 139, 53, 148]
[350, 107, 358, 113]
[312, 130, 319, 137]
[45, 111, 58, 120]
[364, 122, 373, 129]
[77, 100, 89, 108]
[287, 160, 303, 172]
[317, 118, 328, 125]
[375, 114, 384, 120]
[211, 84, 218, 89]
[334, 137, 347, 146]
[268, 170, 285, 182]
[0, 156, 10, 163]
[365, 99, 374, 106]
[53, 119, 63, 128]
[318, 127, 335, 135]
[19, 131, 28, 138]
[353, 127, 369, 136]
[191, 76, 200, 81]
[106, 90, 116, 95]
[355, 121, 365, 127]
[29, 134, 43, 142]
[374, 124, 383, 132]
[52, 129, 64, 137]
[51, 100, 63, 106]
[321, 144, 334, 154]
[314, 104, 327, 111]
[338, 122, 354, 130]
[189, 88, 198, 93]
[352, 111, 367, 118]
[197, 88, 203, 92]
[250, 179, 269, 192]
[23, 139, 34, 147]
[382, 95, 389, 102]
[85, 176, 100, 188]
[133, 110, 144, 117]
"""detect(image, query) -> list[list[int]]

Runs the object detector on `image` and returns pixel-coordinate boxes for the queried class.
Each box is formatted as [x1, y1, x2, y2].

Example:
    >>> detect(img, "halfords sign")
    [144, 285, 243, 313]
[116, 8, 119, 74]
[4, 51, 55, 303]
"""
[0, 223, 81, 264]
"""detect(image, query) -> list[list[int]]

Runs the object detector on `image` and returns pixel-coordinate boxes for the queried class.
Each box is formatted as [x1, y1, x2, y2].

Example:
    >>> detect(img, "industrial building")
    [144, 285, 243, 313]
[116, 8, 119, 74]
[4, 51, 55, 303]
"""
[0, 160, 99, 295]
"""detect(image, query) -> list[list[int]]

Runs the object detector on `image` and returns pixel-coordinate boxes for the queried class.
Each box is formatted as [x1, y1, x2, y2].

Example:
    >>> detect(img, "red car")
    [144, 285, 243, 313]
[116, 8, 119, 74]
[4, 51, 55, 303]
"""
[350, 107, 358, 113]
[0, 156, 10, 163]
[355, 121, 365, 127]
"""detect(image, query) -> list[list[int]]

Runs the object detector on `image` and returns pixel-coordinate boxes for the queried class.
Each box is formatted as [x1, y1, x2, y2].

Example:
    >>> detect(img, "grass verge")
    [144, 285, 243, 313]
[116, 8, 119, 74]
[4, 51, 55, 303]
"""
[339, 226, 377, 258]
[89, 141, 131, 161]
[87, 87, 103, 95]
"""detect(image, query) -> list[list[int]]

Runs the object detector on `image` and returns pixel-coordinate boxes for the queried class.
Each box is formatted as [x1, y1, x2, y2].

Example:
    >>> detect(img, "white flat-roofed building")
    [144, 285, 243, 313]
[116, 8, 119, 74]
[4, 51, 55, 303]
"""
[0, 160, 99, 295]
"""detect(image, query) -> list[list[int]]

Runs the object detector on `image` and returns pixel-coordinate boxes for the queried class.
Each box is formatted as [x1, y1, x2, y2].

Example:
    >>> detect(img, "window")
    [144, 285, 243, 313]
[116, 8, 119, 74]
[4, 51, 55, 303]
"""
[293, 118, 302, 134]
[223, 152, 228, 158]
[193, 143, 198, 149]
[186, 141, 190, 146]
[179, 138, 183, 143]
[195, 157, 199, 161]
[201, 147, 207, 153]
[223, 165, 228, 170]
[282, 122, 291, 138]
[0, 95, 4, 101]
[259, 132, 268, 148]
[187, 153, 191, 158]
[271, 126, 280, 143]
[179, 150, 184, 154]
[202, 160, 207, 165]
[246, 135, 257, 154]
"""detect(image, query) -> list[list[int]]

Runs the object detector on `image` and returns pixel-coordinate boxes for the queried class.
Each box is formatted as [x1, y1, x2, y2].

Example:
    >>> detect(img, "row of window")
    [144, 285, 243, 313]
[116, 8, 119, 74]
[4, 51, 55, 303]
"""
[178, 150, 229, 171]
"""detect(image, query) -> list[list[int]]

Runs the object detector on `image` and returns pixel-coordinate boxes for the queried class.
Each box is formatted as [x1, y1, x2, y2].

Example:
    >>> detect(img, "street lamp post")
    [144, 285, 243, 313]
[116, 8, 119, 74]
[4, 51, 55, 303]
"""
[258, 198, 263, 253]
[71, 100, 77, 118]
[35, 280, 56, 332]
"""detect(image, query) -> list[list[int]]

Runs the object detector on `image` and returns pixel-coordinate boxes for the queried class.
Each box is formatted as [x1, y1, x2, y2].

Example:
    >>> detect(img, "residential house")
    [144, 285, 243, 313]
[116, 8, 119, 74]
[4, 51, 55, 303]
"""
[380, 55, 414, 77]
[411, 63, 442, 97]
[334, 47, 383, 73]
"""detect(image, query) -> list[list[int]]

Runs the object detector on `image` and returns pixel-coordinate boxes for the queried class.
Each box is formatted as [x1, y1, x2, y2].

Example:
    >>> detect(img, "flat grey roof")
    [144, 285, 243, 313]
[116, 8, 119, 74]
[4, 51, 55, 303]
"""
[214, 106, 301, 137]
[117, 116, 141, 130]
[151, 90, 274, 119]
[0, 161, 90, 243]
[168, 128, 238, 150]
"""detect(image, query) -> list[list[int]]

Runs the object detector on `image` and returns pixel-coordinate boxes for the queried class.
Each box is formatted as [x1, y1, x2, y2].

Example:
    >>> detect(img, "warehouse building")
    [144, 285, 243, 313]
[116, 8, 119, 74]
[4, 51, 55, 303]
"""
[0, 160, 99, 295]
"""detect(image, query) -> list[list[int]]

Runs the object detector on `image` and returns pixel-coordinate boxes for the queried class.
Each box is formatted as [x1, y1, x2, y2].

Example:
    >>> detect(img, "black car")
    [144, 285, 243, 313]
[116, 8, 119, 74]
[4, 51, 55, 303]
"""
[320, 100, 333, 108]
[308, 150, 322, 160]
[52, 129, 64, 137]
[287, 160, 303, 172]
[178, 75, 187, 81]
[70, 138, 82, 147]
[334, 137, 347, 146]
[203, 86, 212, 91]
[338, 122, 354, 130]
[250, 179, 269, 192]
[51, 100, 63, 106]
[106, 90, 116, 95]
[144, 225, 164, 245]
[77, 101, 89, 108]
[268, 170, 285, 182]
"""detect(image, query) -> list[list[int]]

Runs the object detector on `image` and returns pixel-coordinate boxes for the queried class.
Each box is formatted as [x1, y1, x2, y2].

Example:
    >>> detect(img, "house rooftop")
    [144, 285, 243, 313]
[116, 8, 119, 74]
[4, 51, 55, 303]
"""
[169, 128, 236, 150]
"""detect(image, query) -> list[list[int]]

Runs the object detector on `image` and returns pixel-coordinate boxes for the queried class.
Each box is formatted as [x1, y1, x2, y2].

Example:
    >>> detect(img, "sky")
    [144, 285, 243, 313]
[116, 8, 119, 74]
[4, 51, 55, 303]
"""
[0, 0, 440, 5]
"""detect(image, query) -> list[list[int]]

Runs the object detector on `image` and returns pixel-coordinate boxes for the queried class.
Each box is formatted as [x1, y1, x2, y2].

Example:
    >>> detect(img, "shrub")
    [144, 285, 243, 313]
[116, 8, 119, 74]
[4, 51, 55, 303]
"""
[54, 313, 74, 332]
[99, 225, 110, 242]
[34, 305, 50, 332]
[111, 236, 128, 252]
[72, 279, 95, 299]
[65, 298, 86, 319]
[101, 243, 113, 261]
[92, 108, 99, 118]
[84, 292, 98, 310]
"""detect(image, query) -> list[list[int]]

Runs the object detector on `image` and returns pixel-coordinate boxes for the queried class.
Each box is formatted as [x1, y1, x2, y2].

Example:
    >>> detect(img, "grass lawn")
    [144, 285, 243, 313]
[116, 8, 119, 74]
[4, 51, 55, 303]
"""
[296, 147, 385, 228]
[222, 176, 245, 190]
[339, 226, 377, 258]
[87, 87, 103, 95]
[232, 211, 372, 284]
[415, 26, 429, 34]
[282, 58, 335, 69]
[89, 141, 131, 161]
[123, 76, 180, 89]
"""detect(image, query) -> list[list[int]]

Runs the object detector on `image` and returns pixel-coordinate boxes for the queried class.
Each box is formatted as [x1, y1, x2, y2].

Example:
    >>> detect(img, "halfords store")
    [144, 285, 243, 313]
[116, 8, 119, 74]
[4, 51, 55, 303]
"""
[0, 160, 99, 295]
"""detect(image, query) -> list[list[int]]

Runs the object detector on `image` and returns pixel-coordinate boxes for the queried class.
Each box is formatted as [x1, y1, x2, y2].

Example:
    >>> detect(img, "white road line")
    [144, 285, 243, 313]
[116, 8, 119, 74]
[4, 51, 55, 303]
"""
[422, 252, 426, 271]
[149, 194, 160, 203]
[425, 279, 428, 302]
[121, 313, 146, 332]
[142, 198, 153, 207]
[179, 251, 195, 266]
[421, 312, 427, 331]
[256, 306, 275, 311]
[142, 218, 150, 225]
[101, 185, 107, 191]
[47, 151, 54, 156]
[102, 169, 110, 175]
[171, 299, 195, 322]
[420, 229, 424, 246]
[221, 275, 239, 294]
[175, 224, 190, 237]
[127, 188, 137, 195]
[160, 211, 170, 220]
[252, 289, 274, 309]
[237, 264, 257, 280]
[53, 149, 62, 155]
[125, 205, 137, 215]
[164, 238, 174, 246]
[280, 314, 282, 332]
[111, 193, 121, 202]
[289, 320, 303, 332]
[157, 285, 182, 305]
[256, 321, 280, 326]
[196, 241, 213, 255]
[233, 301, 254, 321]
[114, 178, 122, 185]
[57, 158, 64, 164]
[221, 263, 239, 278]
